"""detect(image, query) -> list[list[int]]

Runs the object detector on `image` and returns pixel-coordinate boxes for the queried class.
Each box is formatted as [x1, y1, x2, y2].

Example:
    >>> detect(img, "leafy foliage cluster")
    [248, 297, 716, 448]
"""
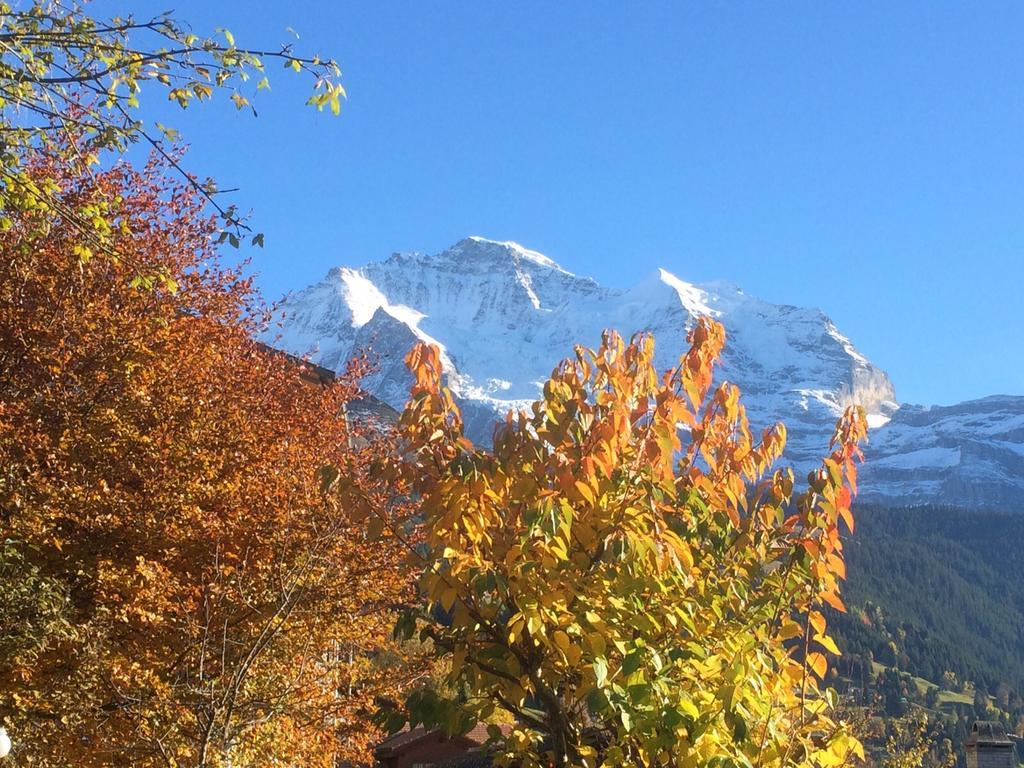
[0, 0, 343, 267]
[387, 325, 868, 767]
[0, 4, 421, 765]
[0, 150, 418, 766]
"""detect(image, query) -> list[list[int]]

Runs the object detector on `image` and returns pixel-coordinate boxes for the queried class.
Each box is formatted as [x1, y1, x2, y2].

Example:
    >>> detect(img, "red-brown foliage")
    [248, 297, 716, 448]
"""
[0, 152, 415, 766]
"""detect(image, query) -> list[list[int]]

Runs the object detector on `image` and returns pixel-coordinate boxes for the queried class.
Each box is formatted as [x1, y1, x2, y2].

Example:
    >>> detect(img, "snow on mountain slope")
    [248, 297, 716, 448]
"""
[269, 237, 1024, 507]
[858, 395, 1024, 509]
[267, 236, 902, 474]
[267, 237, 1024, 507]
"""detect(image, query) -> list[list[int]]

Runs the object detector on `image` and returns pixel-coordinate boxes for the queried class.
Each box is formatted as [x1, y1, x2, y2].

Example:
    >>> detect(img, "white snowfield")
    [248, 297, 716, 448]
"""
[266, 236, 1023, 509]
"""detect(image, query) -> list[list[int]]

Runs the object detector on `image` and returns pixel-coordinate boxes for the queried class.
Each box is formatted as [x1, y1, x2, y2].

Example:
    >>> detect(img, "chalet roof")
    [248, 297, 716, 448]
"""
[345, 394, 400, 425]
[373, 723, 494, 758]
[967, 720, 1014, 745]
[254, 341, 336, 385]
[374, 726, 432, 754]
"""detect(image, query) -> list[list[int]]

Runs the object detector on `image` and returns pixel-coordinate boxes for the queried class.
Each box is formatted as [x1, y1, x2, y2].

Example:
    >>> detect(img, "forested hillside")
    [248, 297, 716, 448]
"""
[835, 504, 1024, 704]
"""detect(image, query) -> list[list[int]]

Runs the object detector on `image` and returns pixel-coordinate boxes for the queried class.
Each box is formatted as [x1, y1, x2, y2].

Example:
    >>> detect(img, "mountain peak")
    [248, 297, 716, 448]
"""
[860, 393, 1024, 507]
[266, 237, 1023, 508]
[446, 236, 571, 274]
[268, 238, 902, 470]
[656, 268, 718, 317]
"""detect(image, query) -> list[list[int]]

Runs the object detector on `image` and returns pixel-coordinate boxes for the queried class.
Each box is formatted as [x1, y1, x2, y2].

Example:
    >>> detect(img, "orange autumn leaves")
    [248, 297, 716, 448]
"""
[393, 320, 867, 768]
[0, 154, 414, 766]
[2, 149, 869, 768]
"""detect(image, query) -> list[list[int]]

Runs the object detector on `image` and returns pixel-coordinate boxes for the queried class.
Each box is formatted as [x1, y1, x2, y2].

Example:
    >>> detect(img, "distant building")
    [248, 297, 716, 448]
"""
[255, 341, 337, 386]
[965, 721, 1018, 768]
[373, 725, 499, 768]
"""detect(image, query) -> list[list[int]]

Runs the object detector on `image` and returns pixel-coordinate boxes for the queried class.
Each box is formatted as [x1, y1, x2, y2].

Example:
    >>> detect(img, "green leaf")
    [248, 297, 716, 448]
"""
[393, 610, 417, 642]
[622, 650, 643, 676]
[586, 687, 608, 715]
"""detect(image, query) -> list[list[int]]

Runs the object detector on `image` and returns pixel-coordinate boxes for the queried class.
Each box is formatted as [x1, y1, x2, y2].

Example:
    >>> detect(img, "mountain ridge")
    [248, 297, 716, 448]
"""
[265, 236, 1022, 508]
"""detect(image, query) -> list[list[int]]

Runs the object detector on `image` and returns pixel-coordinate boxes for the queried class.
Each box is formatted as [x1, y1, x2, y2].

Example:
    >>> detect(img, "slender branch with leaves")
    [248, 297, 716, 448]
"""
[0, 0, 344, 279]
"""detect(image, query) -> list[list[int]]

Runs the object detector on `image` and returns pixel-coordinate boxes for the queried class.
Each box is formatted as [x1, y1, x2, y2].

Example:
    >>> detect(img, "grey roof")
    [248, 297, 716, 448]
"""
[967, 720, 1014, 745]
[253, 341, 338, 387]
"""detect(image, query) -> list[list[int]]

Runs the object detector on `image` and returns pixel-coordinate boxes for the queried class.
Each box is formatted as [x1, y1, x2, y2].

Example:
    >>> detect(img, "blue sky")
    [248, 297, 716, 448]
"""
[118, 1, 1023, 406]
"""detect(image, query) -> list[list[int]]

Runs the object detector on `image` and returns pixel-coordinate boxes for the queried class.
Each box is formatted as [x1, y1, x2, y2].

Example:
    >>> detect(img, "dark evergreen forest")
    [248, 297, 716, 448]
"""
[831, 503, 1024, 762]
[837, 504, 1024, 696]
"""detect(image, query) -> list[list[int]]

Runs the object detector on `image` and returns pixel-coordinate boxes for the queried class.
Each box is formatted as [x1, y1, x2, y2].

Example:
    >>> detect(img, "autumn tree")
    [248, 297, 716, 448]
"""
[389, 322, 868, 767]
[1, 0, 344, 266]
[880, 713, 956, 768]
[0, 148, 416, 766]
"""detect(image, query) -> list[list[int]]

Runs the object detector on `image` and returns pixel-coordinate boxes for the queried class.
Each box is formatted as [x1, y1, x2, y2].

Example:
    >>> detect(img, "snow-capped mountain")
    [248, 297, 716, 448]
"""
[269, 236, 896, 464]
[266, 236, 1022, 508]
[858, 396, 1024, 508]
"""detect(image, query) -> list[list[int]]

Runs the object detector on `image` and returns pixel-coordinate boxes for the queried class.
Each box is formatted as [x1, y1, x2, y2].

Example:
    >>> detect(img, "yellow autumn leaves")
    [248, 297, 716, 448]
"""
[392, 318, 868, 768]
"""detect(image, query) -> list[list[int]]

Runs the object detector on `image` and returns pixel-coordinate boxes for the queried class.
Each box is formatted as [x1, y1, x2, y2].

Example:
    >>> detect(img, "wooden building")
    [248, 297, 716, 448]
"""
[966, 721, 1018, 768]
[373, 725, 496, 768]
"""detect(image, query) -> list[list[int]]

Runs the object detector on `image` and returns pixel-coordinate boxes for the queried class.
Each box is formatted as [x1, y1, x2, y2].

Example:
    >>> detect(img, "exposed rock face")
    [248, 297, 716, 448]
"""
[267, 236, 899, 475]
[859, 395, 1024, 509]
